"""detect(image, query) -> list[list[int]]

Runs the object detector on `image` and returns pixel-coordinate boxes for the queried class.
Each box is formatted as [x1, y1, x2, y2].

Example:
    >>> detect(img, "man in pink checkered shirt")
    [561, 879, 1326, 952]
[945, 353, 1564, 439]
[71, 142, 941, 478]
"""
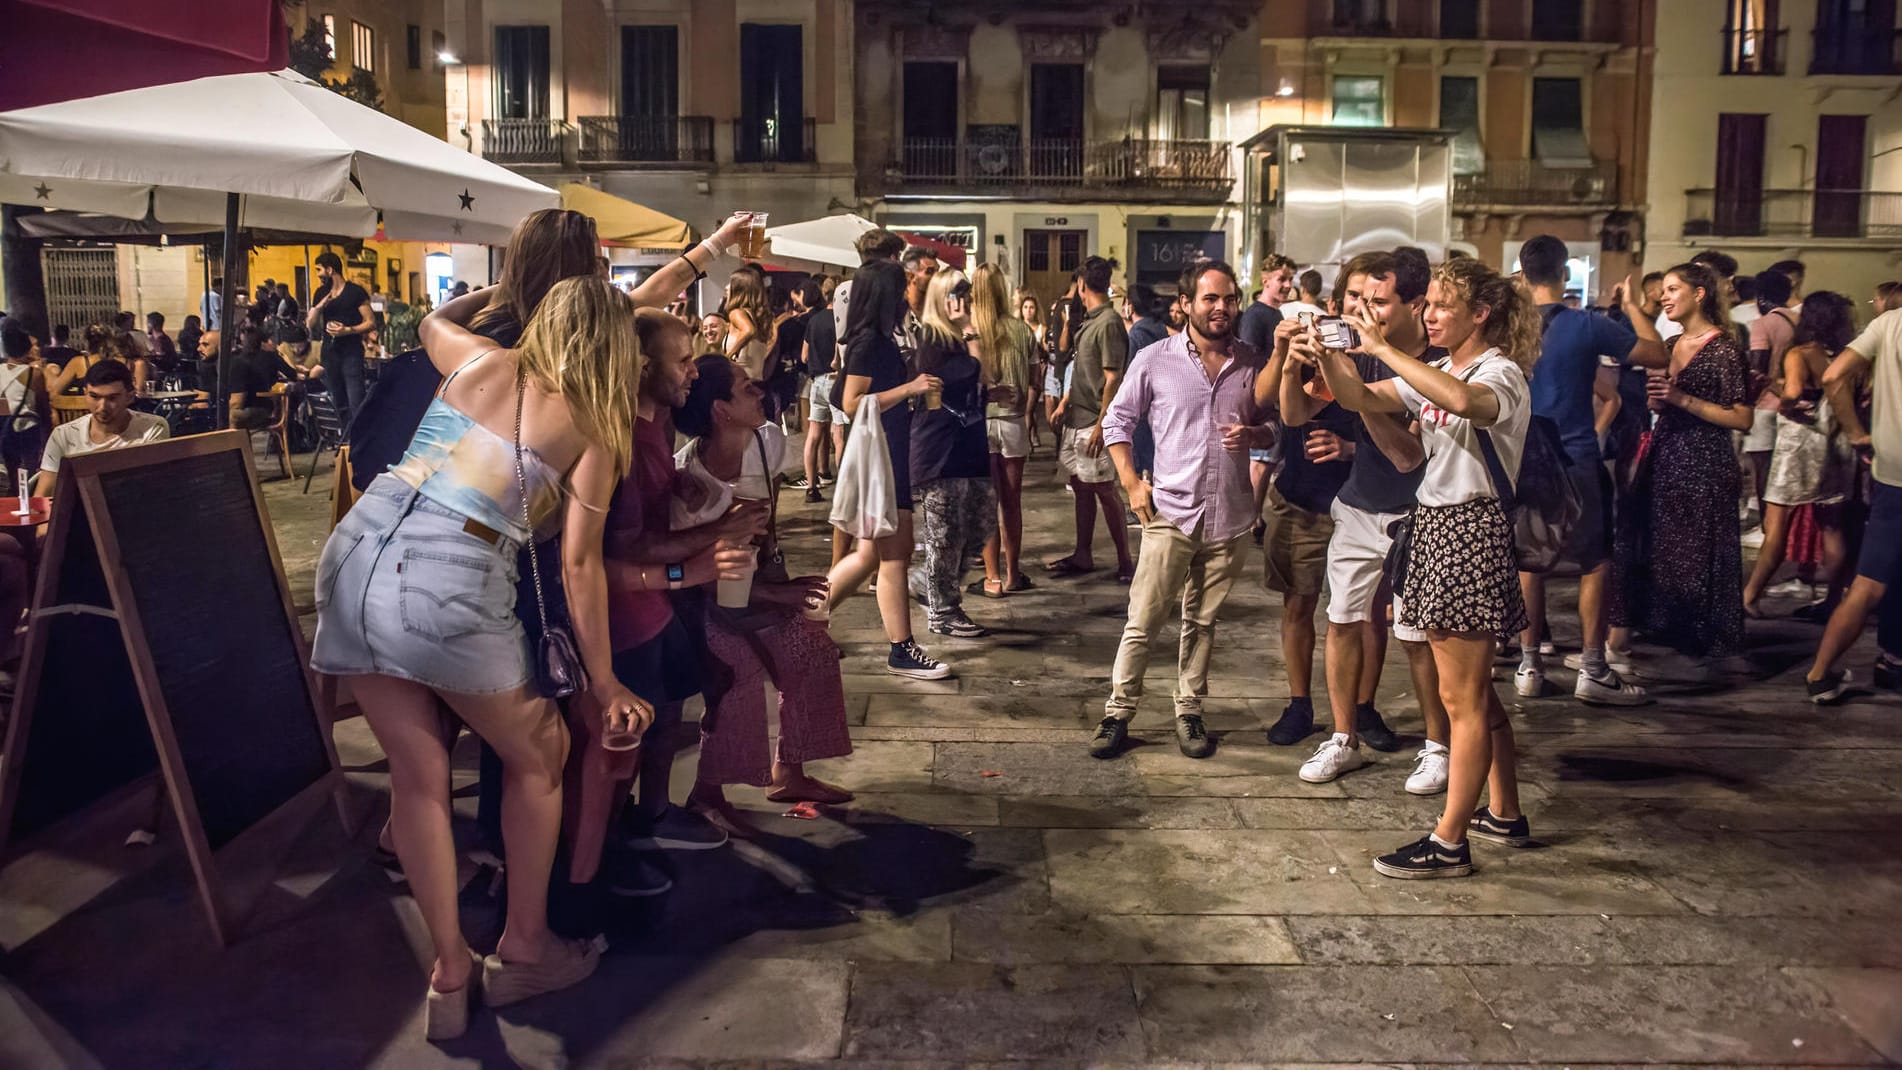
[1089, 260, 1276, 760]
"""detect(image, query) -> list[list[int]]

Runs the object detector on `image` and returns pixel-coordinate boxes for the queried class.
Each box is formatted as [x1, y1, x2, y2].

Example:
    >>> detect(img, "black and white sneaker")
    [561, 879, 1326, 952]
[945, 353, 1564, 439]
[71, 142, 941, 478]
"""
[783, 476, 810, 489]
[1372, 834, 1473, 880]
[1807, 669, 1851, 705]
[928, 610, 992, 639]
[888, 638, 952, 679]
[1467, 806, 1532, 848]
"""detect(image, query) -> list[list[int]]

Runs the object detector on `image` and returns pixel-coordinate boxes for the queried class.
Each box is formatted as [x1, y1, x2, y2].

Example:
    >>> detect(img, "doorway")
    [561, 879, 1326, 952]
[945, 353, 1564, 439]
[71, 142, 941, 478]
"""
[1813, 114, 1866, 238]
[1021, 228, 1087, 310]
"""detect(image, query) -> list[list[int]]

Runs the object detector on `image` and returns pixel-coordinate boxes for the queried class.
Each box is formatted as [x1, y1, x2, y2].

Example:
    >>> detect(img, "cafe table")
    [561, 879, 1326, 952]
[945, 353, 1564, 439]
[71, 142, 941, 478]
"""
[0, 495, 53, 568]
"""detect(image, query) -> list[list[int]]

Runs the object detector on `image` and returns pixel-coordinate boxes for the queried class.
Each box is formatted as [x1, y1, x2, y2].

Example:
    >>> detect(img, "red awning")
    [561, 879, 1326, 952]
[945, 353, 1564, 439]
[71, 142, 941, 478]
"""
[1, 0, 289, 111]
[894, 231, 969, 271]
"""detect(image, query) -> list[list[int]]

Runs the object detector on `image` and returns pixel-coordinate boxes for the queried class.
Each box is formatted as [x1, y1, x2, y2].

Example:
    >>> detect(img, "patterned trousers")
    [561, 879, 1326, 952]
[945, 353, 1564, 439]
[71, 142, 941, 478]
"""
[914, 476, 997, 624]
[699, 615, 854, 786]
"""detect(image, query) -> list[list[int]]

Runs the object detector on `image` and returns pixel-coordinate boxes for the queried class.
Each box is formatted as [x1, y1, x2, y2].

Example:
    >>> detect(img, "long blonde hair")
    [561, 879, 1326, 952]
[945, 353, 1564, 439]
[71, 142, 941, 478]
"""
[1430, 258, 1541, 375]
[920, 268, 969, 346]
[723, 269, 771, 345]
[518, 276, 642, 474]
[970, 264, 1015, 383]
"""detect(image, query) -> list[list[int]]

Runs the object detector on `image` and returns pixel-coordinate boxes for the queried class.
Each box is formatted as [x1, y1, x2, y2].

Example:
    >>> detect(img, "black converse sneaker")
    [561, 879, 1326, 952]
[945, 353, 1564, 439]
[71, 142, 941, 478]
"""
[1373, 834, 1473, 880]
[887, 638, 951, 680]
[1467, 806, 1532, 847]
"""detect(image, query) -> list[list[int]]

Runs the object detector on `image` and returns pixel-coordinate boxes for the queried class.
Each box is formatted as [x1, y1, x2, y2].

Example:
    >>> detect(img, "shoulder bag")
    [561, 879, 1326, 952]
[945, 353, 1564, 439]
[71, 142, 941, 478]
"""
[515, 369, 587, 699]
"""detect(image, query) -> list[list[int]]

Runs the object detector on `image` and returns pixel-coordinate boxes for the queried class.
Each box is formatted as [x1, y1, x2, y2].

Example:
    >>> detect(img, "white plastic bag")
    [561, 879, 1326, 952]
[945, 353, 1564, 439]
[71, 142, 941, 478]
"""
[828, 395, 898, 539]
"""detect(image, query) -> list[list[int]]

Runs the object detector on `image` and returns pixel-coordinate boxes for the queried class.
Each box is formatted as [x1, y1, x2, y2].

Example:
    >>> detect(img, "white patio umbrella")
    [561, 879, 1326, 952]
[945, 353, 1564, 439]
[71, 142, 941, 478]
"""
[764, 212, 879, 267]
[0, 69, 558, 419]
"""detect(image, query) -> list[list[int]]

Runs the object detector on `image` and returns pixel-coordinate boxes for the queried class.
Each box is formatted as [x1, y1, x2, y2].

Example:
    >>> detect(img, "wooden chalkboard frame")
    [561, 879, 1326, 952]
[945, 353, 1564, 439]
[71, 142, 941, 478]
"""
[0, 431, 345, 945]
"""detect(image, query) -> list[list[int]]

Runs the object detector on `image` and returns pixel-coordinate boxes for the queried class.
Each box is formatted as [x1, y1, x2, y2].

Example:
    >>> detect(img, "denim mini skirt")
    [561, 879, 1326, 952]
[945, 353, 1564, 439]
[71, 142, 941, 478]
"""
[311, 474, 533, 694]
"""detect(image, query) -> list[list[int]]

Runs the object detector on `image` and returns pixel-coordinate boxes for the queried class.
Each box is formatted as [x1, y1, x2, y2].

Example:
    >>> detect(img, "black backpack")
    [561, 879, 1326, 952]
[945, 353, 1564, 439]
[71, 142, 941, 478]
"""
[1477, 414, 1583, 574]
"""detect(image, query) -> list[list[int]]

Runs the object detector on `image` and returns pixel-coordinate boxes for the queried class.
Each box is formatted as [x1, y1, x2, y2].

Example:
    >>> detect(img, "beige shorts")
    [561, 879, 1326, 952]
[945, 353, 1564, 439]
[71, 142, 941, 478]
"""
[987, 416, 1030, 459]
[1059, 424, 1117, 484]
[1261, 483, 1333, 596]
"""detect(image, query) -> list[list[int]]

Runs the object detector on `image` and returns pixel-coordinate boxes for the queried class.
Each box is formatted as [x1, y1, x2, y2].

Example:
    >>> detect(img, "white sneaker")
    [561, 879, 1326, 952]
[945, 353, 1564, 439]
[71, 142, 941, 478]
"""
[1405, 740, 1449, 796]
[1740, 527, 1765, 548]
[1299, 732, 1368, 784]
[1513, 665, 1547, 698]
[1575, 669, 1649, 706]
[1562, 651, 1637, 677]
[1537, 640, 1557, 656]
[1766, 578, 1815, 598]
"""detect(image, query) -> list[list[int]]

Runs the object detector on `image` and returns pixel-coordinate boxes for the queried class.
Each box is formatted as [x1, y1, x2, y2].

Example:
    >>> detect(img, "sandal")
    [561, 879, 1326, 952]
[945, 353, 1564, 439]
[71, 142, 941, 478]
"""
[425, 948, 483, 1041]
[1004, 574, 1036, 593]
[766, 779, 856, 805]
[1115, 565, 1136, 585]
[967, 579, 1009, 599]
[1044, 557, 1096, 577]
[482, 935, 605, 1008]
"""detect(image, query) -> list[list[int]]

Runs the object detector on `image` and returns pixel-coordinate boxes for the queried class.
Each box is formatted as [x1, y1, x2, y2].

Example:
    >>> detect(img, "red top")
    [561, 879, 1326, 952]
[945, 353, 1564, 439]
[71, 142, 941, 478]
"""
[605, 416, 676, 651]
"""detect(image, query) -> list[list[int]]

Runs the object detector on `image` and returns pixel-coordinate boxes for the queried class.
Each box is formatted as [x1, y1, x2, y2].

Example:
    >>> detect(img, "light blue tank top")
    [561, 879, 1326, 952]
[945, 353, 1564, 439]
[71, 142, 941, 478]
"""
[387, 355, 564, 542]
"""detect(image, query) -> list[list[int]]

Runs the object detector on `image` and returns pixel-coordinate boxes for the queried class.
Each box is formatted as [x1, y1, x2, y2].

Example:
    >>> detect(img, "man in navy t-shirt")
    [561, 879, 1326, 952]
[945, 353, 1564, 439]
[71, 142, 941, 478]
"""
[1514, 235, 1667, 708]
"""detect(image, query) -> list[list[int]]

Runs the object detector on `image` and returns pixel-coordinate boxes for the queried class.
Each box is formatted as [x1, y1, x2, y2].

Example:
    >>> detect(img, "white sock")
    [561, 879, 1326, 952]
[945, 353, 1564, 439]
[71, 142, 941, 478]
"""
[1430, 831, 1462, 850]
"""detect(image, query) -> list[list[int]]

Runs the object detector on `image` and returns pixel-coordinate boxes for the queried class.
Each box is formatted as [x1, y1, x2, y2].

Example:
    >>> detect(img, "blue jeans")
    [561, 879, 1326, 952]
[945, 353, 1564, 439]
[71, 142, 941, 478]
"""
[323, 352, 368, 434]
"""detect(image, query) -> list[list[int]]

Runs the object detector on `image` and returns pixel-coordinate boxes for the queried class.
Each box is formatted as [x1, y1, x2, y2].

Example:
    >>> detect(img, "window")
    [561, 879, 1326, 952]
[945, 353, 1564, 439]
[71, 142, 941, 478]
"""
[1440, 0, 1480, 37]
[1058, 232, 1083, 272]
[492, 26, 551, 120]
[407, 25, 421, 70]
[1330, 75, 1385, 126]
[1723, 0, 1785, 74]
[738, 24, 805, 163]
[1332, 0, 1390, 30]
[1029, 63, 1085, 177]
[1157, 66, 1211, 141]
[1440, 76, 1483, 174]
[903, 61, 960, 175]
[621, 25, 679, 118]
[1714, 113, 1767, 234]
[1811, 0, 1899, 75]
[1531, 77, 1591, 166]
[322, 15, 336, 61]
[352, 20, 374, 72]
[1531, 0, 1583, 41]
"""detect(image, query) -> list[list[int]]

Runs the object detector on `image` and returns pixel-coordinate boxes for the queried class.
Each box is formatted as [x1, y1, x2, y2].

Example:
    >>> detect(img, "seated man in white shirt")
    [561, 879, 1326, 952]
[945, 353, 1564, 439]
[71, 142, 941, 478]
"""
[34, 359, 169, 497]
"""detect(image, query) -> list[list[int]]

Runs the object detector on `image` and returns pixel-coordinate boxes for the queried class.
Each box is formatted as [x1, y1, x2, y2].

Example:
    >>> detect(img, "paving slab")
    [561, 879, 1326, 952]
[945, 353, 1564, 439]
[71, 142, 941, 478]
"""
[952, 911, 1301, 965]
[1785, 967, 1902, 1063]
[842, 962, 1146, 1062]
[1043, 829, 1376, 915]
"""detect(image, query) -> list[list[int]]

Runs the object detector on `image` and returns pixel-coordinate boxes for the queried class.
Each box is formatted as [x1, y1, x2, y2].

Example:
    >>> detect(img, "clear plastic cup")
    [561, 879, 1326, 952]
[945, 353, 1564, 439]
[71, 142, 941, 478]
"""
[717, 553, 758, 609]
[739, 212, 769, 258]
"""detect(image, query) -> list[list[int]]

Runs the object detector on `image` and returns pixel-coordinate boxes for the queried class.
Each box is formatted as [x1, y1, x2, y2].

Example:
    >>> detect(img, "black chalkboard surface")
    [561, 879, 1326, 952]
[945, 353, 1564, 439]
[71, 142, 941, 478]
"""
[0, 431, 343, 944]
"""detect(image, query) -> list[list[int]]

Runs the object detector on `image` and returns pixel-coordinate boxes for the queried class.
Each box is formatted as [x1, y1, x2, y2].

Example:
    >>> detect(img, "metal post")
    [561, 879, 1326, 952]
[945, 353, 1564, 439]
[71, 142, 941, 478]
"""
[217, 192, 241, 431]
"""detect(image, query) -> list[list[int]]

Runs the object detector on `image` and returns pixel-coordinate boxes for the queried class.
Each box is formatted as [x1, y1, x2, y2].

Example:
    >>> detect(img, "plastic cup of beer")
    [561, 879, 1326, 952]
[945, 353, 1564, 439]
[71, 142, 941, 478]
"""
[601, 716, 640, 753]
[739, 212, 769, 258]
[925, 383, 943, 410]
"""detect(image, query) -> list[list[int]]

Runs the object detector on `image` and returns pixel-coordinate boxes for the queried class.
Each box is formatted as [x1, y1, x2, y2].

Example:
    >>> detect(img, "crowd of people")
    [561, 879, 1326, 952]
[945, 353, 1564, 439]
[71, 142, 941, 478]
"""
[8, 202, 1899, 1040]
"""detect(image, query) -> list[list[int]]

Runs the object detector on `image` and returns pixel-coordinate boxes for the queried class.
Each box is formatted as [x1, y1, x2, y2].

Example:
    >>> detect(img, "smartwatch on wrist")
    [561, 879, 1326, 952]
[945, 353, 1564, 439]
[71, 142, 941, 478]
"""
[665, 562, 685, 590]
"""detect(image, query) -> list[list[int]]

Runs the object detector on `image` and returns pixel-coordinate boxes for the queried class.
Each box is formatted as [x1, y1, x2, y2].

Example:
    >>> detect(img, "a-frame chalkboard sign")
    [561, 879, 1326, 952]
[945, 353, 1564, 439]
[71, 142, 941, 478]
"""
[0, 431, 344, 945]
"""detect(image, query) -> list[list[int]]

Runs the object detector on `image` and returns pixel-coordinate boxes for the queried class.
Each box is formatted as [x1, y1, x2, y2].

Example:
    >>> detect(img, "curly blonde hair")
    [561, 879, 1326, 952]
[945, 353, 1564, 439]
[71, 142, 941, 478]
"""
[1430, 258, 1542, 374]
[517, 276, 642, 474]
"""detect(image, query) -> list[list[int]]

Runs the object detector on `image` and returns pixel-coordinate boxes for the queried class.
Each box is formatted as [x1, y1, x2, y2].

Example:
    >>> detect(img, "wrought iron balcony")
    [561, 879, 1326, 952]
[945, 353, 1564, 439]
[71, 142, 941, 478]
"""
[480, 118, 569, 165]
[1810, 20, 1901, 75]
[1721, 27, 1787, 75]
[892, 137, 1232, 200]
[1452, 160, 1617, 207]
[734, 117, 817, 165]
[1684, 188, 1902, 241]
[577, 116, 715, 165]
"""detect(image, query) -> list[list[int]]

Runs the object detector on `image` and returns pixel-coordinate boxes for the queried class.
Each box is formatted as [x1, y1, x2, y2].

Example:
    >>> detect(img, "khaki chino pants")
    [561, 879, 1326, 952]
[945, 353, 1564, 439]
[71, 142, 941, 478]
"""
[1105, 515, 1249, 722]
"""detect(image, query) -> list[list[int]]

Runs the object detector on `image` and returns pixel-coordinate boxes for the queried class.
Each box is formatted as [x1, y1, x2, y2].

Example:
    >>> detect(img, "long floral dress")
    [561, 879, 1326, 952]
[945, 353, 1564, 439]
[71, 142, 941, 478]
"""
[1612, 331, 1747, 658]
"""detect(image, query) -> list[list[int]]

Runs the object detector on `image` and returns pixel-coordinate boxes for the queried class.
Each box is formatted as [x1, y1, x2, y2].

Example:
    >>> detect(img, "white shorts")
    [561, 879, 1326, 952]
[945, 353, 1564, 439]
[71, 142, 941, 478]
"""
[1044, 366, 1064, 396]
[807, 374, 847, 425]
[1059, 424, 1117, 484]
[987, 416, 1030, 459]
[1743, 407, 1778, 452]
[1325, 498, 1423, 643]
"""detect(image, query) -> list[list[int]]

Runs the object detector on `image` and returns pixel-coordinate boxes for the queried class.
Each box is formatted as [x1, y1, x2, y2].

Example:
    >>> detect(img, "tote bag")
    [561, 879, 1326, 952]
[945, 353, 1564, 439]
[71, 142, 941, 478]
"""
[828, 395, 898, 539]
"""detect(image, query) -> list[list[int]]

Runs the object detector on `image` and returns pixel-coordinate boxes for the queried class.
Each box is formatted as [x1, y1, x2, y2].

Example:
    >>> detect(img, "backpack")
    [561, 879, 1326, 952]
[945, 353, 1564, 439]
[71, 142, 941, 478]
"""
[346, 347, 440, 492]
[1477, 414, 1582, 574]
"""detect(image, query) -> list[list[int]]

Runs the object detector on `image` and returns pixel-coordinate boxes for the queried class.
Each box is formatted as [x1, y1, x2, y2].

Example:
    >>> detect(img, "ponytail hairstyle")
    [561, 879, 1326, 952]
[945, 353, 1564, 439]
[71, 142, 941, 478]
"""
[1429, 258, 1542, 374]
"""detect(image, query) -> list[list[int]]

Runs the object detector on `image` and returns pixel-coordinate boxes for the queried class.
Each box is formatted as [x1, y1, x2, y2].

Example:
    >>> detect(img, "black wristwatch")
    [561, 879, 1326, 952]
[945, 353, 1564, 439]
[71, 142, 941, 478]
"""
[665, 562, 685, 589]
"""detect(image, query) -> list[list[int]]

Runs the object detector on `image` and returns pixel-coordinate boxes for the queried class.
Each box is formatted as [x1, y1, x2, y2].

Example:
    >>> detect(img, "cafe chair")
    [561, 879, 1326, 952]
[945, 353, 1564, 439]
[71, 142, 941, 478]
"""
[303, 390, 349, 493]
[51, 395, 88, 427]
[238, 392, 293, 480]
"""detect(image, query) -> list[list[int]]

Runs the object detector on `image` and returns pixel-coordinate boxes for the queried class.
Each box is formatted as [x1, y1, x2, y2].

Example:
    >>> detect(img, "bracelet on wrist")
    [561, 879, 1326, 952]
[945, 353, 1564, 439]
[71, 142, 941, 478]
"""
[677, 252, 707, 283]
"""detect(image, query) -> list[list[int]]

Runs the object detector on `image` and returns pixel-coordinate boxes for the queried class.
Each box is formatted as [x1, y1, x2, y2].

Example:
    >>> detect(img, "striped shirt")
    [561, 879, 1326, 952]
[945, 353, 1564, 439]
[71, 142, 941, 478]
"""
[1102, 332, 1268, 542]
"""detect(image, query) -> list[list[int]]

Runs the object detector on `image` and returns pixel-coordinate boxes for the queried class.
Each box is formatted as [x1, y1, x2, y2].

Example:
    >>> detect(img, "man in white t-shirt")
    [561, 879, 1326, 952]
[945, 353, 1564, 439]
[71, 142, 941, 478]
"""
[35, 359, 170, 498]
[1806, 307, 1902, 701]
[1278, 268, 1327, 321]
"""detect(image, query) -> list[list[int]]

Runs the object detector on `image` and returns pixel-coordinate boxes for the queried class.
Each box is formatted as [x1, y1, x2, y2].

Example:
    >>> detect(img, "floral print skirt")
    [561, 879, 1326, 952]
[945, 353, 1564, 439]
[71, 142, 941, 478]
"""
[1399, 496, 1528, 637]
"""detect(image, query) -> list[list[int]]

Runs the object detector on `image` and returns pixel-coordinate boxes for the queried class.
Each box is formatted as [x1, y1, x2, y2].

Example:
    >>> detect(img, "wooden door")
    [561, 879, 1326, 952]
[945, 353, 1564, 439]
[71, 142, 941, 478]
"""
[1714, 113, 1766, 236]
[1813, 114, 1866, 239]
[1020, 229, 1087, 313]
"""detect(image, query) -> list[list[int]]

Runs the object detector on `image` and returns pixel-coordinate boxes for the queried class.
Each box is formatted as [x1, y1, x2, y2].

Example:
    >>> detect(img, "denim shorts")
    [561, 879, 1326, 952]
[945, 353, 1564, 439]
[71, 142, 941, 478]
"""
[311, 474, 532, 693]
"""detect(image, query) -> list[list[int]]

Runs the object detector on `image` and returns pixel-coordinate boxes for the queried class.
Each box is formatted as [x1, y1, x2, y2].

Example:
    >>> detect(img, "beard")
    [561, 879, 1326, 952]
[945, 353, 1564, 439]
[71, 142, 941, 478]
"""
[1191, 312, 1233, 340]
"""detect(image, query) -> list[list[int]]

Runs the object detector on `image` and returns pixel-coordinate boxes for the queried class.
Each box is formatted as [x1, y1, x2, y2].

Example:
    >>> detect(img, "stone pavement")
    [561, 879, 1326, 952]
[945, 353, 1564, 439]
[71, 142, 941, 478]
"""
[2, 445, 1899, 1068]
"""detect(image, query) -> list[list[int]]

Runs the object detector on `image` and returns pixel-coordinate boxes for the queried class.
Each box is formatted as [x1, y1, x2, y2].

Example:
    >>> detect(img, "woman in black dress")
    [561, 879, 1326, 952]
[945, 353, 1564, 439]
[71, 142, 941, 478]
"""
[828, 259, 951, 679]
[1613, 263, 1755, 663]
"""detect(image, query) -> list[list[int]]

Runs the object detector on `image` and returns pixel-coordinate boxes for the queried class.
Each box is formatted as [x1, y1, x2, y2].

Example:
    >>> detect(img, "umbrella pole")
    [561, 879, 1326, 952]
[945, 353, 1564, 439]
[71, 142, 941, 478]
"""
[216, 192, 240, 431]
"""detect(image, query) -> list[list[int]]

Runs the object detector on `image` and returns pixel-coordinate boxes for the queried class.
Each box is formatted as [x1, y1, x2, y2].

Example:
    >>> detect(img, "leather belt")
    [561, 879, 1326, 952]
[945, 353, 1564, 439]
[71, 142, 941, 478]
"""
[462, 516, 503, 546]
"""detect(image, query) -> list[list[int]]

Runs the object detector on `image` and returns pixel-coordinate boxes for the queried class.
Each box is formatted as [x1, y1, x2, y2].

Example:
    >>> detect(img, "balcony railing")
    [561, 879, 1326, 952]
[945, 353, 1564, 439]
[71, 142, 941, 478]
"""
[1811, 20, 1901, 75]
[1684, 189, 1902, 241]
[577, 116, 714, 165]
[734, 117, 817, 165]
[1452, 160, 1617, 207]
[1721, 27, 1787, 74]
[895, 137, 1232, 197]
[480, 118, 569, 165]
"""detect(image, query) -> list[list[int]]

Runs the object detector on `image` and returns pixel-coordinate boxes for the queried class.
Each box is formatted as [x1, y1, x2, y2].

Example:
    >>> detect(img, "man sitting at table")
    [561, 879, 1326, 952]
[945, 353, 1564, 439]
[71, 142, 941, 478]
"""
[225, 323, 305, 430]
[34, 360, 169, 498]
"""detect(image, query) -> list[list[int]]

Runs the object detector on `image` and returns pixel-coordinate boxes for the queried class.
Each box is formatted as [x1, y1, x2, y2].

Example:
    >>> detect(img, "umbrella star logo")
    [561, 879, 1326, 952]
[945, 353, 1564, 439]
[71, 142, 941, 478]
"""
[451, 221, 465, 236]
[458, 189, 475, 211]
[33, 183, 52, 200]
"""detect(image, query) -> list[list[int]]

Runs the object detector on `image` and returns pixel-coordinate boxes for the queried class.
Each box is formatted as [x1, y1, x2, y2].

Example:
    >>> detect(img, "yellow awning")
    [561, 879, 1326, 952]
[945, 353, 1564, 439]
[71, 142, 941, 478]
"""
[558, 183, 693, 249]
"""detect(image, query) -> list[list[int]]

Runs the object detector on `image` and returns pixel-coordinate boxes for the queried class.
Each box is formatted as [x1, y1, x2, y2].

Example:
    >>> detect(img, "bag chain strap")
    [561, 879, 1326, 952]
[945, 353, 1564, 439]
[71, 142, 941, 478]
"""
[515, 370, 551, 635]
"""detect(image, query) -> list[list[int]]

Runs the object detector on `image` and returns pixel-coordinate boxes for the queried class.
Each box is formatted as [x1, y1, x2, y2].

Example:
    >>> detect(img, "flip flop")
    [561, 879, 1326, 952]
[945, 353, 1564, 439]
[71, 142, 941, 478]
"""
[1044, 558, 1096, 577]
[1004, 575, 1036, 593]
[967, 579, 1009, 599]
